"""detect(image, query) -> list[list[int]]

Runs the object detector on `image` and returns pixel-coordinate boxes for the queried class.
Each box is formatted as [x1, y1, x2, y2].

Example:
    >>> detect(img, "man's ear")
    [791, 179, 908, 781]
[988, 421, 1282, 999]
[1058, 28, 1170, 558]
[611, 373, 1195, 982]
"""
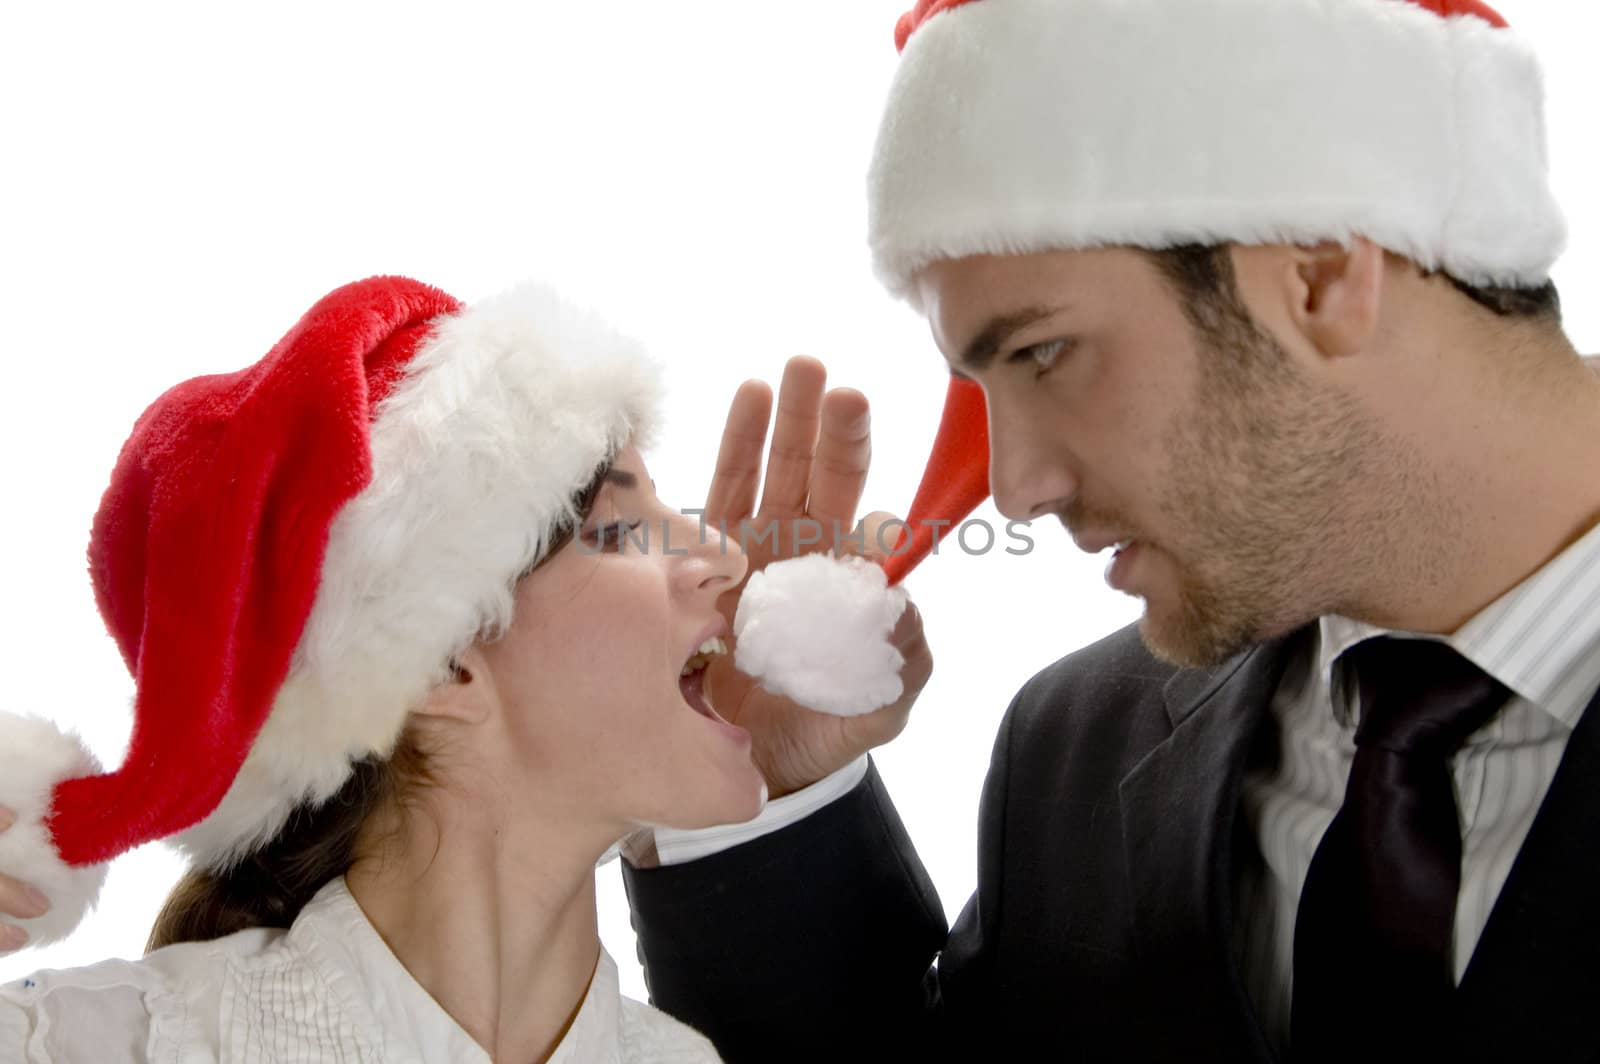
[1285, 237, 1386, 360]
[414, 646, 495, 727]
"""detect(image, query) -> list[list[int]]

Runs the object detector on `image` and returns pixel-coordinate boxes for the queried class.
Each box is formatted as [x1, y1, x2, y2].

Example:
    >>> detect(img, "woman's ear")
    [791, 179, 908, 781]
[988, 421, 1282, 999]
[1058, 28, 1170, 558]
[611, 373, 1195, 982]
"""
[415, 646, 495, 727]
[1287, 237, 1385, 360]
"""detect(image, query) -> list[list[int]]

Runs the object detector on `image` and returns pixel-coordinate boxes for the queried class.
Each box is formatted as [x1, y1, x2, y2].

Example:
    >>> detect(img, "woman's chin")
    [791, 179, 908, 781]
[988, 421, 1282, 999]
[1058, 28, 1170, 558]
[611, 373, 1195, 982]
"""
[662, 765, 769, 830]
[731, 767, 770, 821]
[709, 770, 770, 826]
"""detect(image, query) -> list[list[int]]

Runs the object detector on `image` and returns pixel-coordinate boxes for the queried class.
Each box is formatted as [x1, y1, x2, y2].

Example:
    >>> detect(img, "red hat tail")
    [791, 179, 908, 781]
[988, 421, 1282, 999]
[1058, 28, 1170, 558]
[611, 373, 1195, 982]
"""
[882, 376, 990, 586]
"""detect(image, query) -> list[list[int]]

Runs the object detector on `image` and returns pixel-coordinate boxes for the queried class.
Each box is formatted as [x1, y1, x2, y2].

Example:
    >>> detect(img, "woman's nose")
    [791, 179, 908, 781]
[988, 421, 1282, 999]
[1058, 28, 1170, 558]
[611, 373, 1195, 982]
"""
[673, 510, 748, 593]
[702, 525, 748, 590]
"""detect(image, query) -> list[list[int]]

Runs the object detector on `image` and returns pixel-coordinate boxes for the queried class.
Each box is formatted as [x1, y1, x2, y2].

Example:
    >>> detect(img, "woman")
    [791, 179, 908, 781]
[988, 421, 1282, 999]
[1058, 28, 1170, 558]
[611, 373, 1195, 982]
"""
[0, 275, 853, 1061]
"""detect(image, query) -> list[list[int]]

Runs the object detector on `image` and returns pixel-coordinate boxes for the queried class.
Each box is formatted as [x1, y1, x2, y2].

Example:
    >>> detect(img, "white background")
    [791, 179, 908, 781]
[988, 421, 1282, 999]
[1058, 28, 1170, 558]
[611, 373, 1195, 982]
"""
[1, 1, 1595, 1006]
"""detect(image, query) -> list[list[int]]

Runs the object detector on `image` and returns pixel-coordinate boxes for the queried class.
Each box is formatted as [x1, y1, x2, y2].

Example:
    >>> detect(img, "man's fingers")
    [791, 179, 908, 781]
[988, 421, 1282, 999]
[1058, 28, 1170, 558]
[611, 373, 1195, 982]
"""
[849, 510, 909, 562]
[705, 379, 774, 527]
[755, 357, 827, 520]
[807, 388, 871, 541]
[845, 602, 932, 751]
[891, 602, 933, 693]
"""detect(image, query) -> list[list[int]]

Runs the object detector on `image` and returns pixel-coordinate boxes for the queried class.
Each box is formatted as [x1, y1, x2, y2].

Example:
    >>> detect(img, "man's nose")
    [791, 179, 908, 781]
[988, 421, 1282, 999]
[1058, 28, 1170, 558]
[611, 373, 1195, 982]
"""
[988, 413, 1077, 522]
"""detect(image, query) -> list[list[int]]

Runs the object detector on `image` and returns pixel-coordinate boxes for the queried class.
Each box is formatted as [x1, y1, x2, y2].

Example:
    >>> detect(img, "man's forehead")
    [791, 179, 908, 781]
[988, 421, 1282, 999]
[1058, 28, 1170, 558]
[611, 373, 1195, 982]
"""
[918, 246, 1115, 308]
[918, 252, 1092, 362]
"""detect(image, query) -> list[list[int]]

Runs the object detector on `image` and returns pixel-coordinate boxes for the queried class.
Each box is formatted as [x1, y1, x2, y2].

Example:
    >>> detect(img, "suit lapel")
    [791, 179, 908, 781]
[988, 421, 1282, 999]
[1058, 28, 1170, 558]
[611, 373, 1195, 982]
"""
[1456, 681, 1600, 1061]
[1118, 629, 1304, 1061]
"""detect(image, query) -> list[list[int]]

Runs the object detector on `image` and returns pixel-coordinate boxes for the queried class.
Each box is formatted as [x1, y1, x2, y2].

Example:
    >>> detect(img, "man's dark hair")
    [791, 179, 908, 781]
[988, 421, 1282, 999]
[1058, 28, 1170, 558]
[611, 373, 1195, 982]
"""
[1441, 273, 1562, 321]
[1148, 244, 1561, 328]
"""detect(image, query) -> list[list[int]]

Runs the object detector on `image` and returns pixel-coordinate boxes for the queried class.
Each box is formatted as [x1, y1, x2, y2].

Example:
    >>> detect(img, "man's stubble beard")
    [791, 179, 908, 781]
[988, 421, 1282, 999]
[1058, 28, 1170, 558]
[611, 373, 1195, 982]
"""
[1139, 318, 1418, 668]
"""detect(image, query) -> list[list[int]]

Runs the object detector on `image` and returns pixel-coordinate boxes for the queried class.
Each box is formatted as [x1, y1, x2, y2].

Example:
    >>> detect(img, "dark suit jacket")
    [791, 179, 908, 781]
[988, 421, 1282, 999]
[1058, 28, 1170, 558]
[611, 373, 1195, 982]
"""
[624, 623, 1600, 1062]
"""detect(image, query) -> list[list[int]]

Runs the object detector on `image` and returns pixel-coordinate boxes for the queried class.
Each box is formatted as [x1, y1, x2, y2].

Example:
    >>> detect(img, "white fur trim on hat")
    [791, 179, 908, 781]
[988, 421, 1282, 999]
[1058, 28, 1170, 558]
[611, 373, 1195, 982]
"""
[178, 282, 663, 866]
[868, 0, 1568, 304]
[0, 714, 109, 946]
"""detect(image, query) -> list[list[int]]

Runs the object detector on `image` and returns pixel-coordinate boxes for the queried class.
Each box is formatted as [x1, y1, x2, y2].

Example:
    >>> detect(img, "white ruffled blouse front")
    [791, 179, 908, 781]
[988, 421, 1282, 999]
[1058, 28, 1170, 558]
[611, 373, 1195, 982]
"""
[0, 878, 720, 1063]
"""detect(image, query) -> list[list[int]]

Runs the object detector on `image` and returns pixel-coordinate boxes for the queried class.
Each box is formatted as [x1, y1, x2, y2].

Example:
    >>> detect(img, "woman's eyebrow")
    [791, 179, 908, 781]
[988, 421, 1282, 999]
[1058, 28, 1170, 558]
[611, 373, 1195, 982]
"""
[605, 470, 638, 488]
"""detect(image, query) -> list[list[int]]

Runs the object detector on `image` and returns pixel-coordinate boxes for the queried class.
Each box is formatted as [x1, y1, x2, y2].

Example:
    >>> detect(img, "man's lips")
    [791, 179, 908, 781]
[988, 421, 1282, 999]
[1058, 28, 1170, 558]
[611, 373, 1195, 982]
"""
[1071, 531, 1138, 555]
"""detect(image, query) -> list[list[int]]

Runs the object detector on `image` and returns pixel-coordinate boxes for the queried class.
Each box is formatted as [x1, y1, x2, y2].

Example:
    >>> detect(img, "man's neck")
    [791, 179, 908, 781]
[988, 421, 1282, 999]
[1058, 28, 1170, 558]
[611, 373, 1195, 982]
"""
[1352, 347, 1600, 635]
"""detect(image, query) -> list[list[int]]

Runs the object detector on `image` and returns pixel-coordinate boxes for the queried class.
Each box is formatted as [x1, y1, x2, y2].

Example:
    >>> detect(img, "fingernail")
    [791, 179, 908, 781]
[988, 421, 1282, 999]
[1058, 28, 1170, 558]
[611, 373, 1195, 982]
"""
[0, 807, 15, 833]
[21, 887, 51, 917]
[0, 926, 28, 952]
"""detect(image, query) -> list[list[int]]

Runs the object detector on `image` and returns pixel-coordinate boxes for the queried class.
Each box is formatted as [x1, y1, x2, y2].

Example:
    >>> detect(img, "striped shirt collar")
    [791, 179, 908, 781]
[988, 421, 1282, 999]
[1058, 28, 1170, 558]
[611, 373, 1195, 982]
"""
[1317, 518, 1600, 731]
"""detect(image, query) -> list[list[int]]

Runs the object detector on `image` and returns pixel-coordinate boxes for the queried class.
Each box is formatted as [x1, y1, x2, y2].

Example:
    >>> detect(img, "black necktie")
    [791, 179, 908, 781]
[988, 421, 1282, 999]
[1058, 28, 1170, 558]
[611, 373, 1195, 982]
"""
[1290, 637, 1510, 1062]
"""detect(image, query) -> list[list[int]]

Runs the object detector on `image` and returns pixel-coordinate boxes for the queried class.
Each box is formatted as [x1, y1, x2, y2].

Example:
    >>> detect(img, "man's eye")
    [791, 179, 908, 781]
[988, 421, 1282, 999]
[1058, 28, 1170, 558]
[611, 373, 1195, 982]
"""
[1009, 339, 1071, 378]
[583, 520, 644, 551]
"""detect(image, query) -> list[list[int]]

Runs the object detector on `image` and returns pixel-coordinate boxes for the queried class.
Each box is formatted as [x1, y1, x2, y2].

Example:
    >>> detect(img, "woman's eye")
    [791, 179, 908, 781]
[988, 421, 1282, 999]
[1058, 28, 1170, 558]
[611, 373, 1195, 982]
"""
[582, 519, 644, 552]
[1009, 339, 1071, 378]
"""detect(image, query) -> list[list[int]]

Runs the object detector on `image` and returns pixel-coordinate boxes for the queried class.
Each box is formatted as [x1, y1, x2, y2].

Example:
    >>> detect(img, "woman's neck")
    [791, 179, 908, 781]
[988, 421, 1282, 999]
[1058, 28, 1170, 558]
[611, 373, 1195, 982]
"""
[345, 793, 615, 1062]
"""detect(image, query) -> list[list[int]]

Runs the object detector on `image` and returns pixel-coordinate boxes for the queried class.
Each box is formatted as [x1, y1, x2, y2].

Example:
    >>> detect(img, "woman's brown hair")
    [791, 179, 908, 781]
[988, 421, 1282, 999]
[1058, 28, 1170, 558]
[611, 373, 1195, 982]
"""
[147, 731, 435, 951]
[148, 462, 612, 951]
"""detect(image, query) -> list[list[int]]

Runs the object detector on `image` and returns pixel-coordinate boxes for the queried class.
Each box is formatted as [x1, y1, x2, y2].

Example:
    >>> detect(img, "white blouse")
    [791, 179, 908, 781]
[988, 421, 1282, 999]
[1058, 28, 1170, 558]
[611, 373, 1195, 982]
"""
[0, 878, 721, 1063]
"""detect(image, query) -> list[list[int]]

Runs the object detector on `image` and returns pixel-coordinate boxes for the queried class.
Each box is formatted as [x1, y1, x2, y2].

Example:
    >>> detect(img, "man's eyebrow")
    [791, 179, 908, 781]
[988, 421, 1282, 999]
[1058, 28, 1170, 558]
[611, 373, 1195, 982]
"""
[956, 306, 1062, 374]
[604, 469, 638, 488]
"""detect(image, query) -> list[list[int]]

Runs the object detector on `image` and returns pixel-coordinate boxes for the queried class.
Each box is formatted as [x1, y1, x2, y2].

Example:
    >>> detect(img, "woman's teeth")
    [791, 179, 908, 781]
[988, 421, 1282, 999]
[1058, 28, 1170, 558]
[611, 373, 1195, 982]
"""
[681, 636, 729, 676]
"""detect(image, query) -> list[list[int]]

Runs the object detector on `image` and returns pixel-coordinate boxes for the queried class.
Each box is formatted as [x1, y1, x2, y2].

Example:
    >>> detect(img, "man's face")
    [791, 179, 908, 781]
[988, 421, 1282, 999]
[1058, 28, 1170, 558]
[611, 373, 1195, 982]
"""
[915, 246, 1387, 666]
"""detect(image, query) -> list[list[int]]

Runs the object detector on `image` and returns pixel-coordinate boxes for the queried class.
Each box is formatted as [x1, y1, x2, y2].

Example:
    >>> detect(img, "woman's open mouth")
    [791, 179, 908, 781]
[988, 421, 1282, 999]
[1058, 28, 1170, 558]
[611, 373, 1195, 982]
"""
[679, 637, 729, 720]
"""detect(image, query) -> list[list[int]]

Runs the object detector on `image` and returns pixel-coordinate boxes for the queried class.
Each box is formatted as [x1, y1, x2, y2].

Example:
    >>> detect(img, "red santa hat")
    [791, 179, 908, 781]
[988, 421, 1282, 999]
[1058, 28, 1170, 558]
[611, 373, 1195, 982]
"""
[879, 376, 989, 586]
[870, 0, 1566, 307]
[0, 276, 661, 946]
[863, 0, 1566, 592]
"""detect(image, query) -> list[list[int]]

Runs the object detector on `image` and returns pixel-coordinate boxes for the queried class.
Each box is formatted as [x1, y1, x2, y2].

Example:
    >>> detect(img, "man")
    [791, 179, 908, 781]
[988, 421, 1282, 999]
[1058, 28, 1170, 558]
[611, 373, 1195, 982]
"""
[2, 0, 1595, 1059]
[621, 0, 1600, 1061]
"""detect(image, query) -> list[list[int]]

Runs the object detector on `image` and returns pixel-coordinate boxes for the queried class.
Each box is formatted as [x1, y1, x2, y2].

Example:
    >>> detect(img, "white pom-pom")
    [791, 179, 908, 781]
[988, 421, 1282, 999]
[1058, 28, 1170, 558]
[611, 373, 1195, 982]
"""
[733, 554, 909, 716]
[0, 713, 109, 948]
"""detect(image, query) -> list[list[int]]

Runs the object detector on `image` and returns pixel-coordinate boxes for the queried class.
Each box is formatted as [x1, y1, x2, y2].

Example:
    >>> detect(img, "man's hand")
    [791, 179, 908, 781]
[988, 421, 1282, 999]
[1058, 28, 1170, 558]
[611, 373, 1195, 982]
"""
[703, 357, 933, 799]
[0, 805, 49, 953]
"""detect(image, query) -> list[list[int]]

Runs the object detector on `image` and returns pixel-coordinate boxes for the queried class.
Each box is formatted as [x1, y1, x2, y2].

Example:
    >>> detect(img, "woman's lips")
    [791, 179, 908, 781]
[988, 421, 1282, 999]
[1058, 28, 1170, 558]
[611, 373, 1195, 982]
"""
[678, 663, 753, 748]
[679, 664, 718, 719]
